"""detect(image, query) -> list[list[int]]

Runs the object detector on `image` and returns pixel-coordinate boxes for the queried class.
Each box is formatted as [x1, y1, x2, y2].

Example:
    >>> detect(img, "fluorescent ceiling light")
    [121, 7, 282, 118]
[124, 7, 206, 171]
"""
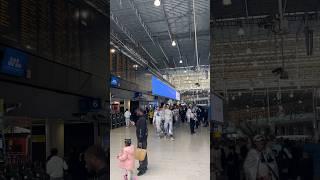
[238, 27, 244, 36]
[172, 40, 176, 47]
[154, 0, 161, 7]
[223, 0, 232, 5]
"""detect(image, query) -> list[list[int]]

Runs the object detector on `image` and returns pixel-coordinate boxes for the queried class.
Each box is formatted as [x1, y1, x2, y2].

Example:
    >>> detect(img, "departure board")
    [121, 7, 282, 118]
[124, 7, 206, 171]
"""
[53, 0, 68, 64]
[20, 0, 37, 51]
[38, 0, 53, 59]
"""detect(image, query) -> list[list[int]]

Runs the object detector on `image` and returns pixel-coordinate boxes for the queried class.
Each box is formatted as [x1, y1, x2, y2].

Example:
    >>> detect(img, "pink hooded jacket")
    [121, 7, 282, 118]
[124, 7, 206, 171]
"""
[118, 145, 135, 171]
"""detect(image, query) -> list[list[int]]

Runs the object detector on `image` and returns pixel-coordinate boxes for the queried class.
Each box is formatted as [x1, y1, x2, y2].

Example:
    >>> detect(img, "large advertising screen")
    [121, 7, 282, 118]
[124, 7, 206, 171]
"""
[211, 94, 224, 122]
[152, 76, 179, 100]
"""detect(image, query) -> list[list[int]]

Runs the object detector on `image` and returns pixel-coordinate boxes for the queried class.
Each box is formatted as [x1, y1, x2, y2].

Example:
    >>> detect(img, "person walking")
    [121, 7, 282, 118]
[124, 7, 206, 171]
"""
[148, 108, 154, 125]
[164, 105, 174, 140]
[135, 108, 148, 176]
[124, 109, 132, 128]
[153, 107, 162, 137]
[243, 135, 279, 180]
[46, 148, 68, 180]
[84, 145, 108, 180]
[189, 107, 196, 134]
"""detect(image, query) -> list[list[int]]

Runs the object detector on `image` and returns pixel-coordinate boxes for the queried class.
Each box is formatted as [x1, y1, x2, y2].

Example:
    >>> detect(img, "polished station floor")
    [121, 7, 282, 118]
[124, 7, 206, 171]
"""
[110, 122, 210, 180]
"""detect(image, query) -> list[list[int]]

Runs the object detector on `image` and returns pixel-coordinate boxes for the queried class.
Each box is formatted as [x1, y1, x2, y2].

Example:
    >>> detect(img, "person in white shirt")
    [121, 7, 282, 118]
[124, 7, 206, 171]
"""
[124, 109, 132, 128]
[187, 105, 196, 134]
[46, 148, 68, 180]
[186, 105, 192, 123]
[153, 107, 162, 137]
[164, 105, 174, 140]
[244, 135, 279, 180]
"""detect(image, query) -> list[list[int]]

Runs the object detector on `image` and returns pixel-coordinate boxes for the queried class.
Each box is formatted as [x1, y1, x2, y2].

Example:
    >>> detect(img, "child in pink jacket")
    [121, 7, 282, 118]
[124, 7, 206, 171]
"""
[117, 139, 135, 180]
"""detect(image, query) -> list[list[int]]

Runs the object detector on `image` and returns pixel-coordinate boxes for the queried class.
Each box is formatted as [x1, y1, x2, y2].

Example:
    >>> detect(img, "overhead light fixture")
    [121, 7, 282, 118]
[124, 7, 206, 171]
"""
[223, 0, 232, 6]
[290, 92, 294, 98]
[179, 60, 183, 64]
[110, 48, 116, 53]
[172, 40, 176, 47]
[154, 0, 161, 7]
[238, 27, 245, 36]
[133, 64, 138, 70]
[184, 70, 187, 73]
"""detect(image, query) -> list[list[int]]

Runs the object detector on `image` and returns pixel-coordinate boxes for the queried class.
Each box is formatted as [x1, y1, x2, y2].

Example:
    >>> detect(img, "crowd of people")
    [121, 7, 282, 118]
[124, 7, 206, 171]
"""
[212, 135, 320, 180]
[119, 103, 209, 179]
[124, 103, 209, 137]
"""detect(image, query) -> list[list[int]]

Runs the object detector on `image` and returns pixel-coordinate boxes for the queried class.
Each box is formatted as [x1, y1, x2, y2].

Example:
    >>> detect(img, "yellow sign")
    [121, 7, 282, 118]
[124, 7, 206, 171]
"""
[0, 99, 3, 113]
[32, 135, 46, 143]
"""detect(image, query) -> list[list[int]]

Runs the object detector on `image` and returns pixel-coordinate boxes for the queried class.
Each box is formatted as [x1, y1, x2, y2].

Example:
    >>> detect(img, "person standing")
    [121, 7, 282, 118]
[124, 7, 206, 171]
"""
[164, 105, 174, 140]
[117, 139, 135, 180]
[46, 148, 68, 180]
[124, 109, 132, 128]
[135, 108, 148, 176]
[84, 145, 108, 180]
[189, 107, 196, 134]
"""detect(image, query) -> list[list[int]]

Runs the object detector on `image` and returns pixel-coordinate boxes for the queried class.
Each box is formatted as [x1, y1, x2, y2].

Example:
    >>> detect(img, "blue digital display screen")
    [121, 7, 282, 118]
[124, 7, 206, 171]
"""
[111, 76, 120, 87]
[0, 48, 28, 77]
[152, 76, 179, 100]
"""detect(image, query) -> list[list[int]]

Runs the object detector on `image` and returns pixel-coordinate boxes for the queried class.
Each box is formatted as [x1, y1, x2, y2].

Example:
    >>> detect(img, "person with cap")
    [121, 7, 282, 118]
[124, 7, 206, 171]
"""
[135, 108, 148, 176]
[164, 104, 175, 140]
[117, 139, 135, 180]
[243, 135, 279, 180]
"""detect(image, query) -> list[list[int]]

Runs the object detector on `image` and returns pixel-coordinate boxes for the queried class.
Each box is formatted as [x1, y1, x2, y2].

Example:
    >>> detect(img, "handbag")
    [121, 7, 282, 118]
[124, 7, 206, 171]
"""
[135, 148, 147, 161]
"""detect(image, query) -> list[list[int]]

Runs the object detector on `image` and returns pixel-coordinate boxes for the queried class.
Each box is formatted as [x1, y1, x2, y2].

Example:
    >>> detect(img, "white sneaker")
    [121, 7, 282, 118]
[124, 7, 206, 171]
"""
[171, 137, 175, 141]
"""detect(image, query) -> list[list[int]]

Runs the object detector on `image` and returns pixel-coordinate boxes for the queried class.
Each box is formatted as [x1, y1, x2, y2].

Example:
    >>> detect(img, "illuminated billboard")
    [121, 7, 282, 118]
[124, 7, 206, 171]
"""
[152, 76, 179, 100]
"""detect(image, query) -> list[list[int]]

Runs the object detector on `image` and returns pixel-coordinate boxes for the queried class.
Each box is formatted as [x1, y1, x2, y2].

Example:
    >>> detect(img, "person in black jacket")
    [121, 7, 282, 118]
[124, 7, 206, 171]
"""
[135, 108, 148, 176]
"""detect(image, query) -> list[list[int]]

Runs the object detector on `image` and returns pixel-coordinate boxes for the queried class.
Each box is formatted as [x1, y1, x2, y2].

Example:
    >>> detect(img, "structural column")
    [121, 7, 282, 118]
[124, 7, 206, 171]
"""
[46, 119, 64, 157]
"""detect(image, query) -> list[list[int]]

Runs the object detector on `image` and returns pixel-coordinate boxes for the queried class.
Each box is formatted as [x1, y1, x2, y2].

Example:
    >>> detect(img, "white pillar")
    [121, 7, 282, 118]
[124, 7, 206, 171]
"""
[46, 119, 64, 157]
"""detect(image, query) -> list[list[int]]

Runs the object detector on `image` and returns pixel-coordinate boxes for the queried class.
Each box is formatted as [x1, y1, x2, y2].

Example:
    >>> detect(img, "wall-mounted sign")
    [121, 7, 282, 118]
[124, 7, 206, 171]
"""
[111, 76, 120, 87]
[152, 76, 179, 100]
[79, 98, 102, 112]
[0, 48, 28, 77]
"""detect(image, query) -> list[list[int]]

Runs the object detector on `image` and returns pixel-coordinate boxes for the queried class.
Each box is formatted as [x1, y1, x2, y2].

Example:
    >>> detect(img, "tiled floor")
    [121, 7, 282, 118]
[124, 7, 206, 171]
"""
[110, 122, 210, 180]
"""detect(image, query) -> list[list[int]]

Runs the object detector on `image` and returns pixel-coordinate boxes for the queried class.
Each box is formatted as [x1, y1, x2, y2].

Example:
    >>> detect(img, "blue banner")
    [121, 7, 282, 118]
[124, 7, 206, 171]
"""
[152, 76, 179, 100]
[0, 48, 28, 77]
[111, 76, 120, 87]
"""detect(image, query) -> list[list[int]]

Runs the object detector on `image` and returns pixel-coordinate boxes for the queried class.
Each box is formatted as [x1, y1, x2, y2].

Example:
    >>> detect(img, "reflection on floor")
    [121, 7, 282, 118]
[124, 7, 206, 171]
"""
[110, 122, 210, 180]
